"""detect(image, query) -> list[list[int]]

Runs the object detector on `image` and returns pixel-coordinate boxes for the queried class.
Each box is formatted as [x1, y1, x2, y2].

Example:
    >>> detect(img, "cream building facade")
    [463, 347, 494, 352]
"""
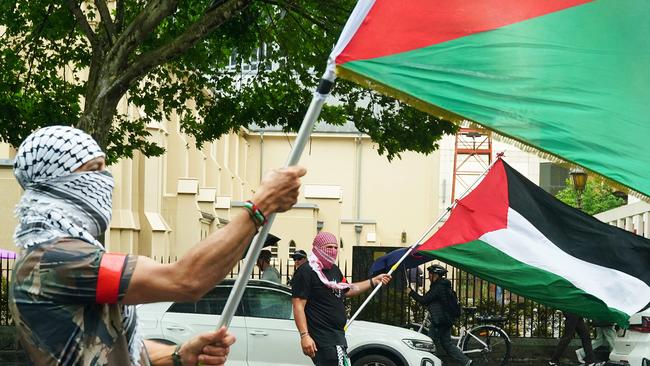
[0, 119, 444, 268]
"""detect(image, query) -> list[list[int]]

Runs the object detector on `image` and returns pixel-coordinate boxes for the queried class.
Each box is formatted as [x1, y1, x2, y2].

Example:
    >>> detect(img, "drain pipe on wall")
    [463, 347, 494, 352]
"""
[355, 134, 363, 245]
[259, 131, 264, 183]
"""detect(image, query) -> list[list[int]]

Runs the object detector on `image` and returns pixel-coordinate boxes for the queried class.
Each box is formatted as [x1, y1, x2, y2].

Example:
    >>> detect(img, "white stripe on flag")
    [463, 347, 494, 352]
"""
[480, 208, 650, 316]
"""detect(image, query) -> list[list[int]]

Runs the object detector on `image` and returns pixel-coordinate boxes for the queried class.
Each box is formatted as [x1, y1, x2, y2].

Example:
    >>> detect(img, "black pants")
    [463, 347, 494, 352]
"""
[551, 312, 594, 363]
[429, 324, 471, 366]
[311, 345, 350, 366]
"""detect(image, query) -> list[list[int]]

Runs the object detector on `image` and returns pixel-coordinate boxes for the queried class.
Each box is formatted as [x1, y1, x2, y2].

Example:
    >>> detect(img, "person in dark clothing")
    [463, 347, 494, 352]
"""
[409, 264, 471, 366]
[292, 232, 391, 366]
[550, 312, 604, 366]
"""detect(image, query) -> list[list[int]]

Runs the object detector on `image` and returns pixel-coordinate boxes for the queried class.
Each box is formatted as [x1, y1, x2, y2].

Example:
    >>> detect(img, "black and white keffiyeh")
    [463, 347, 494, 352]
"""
[13, 126, 111, 249]
[13, 126, 144, 365]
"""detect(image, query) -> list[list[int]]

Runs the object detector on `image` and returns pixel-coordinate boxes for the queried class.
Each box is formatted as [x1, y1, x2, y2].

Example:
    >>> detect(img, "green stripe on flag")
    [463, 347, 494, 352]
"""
[423, 240, 629, 325]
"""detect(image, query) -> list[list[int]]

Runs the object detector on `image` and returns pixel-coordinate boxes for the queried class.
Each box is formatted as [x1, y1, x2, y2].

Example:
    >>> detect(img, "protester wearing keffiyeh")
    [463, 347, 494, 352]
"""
[10, 125, 303, 366]
[10, 126, 145, 365]
[292, 232, 392, 366]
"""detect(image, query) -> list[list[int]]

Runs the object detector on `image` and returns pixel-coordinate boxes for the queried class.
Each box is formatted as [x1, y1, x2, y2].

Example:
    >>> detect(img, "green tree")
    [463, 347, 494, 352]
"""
[0, 0, 457, 162]
[555, 177, 625, 215]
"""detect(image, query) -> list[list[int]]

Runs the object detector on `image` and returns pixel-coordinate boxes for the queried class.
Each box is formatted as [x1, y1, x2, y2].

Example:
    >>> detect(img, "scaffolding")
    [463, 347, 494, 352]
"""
[451, 128, 493, 201]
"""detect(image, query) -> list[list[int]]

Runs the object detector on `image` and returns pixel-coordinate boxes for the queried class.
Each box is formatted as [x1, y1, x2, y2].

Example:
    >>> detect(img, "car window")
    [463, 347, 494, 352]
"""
[167, 286, 243, 315]
[243, 287, 293, 320]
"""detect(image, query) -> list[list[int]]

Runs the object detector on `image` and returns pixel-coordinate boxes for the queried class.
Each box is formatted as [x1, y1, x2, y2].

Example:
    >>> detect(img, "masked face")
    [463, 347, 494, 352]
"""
[314, 243, 338, 269]
[68, 169, 114, 236]
[311, 232, 339, 269]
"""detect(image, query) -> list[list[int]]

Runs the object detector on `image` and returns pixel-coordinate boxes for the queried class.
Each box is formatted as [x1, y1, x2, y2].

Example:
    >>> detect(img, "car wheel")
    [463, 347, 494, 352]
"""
[353, 354, 398, 366]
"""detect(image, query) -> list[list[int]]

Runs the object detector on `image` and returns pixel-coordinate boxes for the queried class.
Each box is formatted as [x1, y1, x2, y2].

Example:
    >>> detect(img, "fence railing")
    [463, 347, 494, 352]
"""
[0, 254, 565, 338]
[151, 256, 566, 338]
[0, 257, 14, 326]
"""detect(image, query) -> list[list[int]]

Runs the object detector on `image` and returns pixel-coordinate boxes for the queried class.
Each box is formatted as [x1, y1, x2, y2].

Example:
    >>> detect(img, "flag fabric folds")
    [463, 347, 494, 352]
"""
[373, 159, 650, 326]
[330, 0, 650, 198]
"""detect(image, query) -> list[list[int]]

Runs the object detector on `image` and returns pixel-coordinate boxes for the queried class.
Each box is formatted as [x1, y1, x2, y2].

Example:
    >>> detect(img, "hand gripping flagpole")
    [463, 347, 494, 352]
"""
[214, 69, 337, 331]
[345, 154, 504, 331]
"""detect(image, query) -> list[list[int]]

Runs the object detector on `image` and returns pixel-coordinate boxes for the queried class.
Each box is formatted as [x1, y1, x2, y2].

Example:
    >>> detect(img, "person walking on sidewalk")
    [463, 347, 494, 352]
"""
[575, 320, 616, 364]
[549, 312, 605, 366]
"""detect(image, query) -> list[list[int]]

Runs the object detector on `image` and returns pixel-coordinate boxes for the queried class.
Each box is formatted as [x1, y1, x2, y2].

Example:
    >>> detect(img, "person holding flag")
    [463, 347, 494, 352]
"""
[409, 265, 471, 366]
[291, 232, 391, 366]
[9, 126, 305, 365]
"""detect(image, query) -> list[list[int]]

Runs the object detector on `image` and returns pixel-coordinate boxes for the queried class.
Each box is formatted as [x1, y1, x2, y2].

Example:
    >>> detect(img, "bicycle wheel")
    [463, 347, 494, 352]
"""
[461, 325, 511, 366]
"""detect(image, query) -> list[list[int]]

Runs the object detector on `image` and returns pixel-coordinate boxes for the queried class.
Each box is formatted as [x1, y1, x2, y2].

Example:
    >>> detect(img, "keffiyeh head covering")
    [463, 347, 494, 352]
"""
[13, 126, 113, 249]
[308, 232, 355, 291]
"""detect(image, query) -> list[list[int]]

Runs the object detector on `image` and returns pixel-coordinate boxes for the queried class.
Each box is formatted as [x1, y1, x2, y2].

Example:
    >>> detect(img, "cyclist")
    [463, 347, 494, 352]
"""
[409, 265, 471, 366]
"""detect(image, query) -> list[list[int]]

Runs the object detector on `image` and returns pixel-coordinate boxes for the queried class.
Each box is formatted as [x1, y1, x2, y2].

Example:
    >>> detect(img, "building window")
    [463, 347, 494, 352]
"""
[228, 44, 267, 73]
[539, 162, 569, 195]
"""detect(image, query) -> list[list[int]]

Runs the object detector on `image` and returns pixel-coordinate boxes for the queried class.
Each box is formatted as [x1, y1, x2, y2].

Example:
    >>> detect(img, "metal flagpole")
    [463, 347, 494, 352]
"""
[345, 155, 503, 331]
[215, 69, 337, 330]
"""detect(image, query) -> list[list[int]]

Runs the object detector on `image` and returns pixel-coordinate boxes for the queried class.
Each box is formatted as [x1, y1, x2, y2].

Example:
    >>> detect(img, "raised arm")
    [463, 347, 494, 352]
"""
[122, 166, 306, 304]
[345, 273, 392, 298]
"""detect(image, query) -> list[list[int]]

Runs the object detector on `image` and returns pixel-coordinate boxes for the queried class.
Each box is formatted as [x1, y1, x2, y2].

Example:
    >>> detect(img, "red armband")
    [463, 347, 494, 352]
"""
[96, 253, 127, 304]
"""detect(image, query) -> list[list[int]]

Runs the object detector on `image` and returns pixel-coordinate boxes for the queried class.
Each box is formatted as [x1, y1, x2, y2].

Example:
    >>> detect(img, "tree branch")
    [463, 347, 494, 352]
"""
[94, 0, 116, 42]
[63, 0, 99, 49]
[115, 0, 125, 33]
[111, 0, 254, 95]
[261, 0, 328, 31]
[108, 0, 179, 71]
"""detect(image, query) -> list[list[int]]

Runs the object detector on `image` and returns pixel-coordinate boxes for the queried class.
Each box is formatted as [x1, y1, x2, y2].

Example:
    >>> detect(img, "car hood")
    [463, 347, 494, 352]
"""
[346, 320, 432, 344]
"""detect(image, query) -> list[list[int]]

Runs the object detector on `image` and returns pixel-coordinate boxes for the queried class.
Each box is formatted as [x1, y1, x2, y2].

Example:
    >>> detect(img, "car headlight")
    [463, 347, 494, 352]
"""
[402, 338, 435, 353]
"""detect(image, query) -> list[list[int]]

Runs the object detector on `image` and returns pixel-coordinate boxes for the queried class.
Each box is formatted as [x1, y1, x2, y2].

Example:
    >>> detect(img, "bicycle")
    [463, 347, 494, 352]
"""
[407, 306, 511, 366]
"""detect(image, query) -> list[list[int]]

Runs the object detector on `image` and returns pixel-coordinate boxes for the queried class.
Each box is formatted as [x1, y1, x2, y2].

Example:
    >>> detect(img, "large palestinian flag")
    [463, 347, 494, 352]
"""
[330, 0, 650, 198]
[376, 159, 650, 325]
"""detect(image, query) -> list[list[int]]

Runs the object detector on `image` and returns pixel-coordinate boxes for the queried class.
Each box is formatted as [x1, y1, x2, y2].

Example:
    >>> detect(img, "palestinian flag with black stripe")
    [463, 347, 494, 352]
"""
[330, 0, 650, 198]
[413, 159, 650, 326]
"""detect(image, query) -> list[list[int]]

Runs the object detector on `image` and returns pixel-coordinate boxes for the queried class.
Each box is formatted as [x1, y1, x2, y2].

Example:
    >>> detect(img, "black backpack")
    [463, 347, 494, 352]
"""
[444, 287, 462, 321]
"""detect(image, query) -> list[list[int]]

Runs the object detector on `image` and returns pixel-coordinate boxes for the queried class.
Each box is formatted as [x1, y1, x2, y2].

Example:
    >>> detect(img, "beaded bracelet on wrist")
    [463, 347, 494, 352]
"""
[243, 200, 267, 228]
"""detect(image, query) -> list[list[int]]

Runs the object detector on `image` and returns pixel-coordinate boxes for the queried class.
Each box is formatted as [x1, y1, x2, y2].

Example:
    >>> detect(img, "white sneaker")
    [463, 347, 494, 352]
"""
[576, 349, 585, 363]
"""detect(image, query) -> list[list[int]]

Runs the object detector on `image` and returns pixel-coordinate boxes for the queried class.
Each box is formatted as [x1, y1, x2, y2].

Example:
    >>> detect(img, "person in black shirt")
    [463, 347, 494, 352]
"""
[409, 264, 471, 366]
[292, 232, 391, 366]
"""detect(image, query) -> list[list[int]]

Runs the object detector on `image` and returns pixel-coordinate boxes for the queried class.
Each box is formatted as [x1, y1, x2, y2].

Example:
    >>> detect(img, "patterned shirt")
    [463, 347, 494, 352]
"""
[9, 239, 147, 365]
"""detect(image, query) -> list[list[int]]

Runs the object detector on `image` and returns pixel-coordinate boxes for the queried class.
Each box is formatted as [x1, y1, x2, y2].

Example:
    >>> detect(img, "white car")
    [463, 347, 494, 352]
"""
[609, 309, 650, 366]
[137, 279, 441, 366]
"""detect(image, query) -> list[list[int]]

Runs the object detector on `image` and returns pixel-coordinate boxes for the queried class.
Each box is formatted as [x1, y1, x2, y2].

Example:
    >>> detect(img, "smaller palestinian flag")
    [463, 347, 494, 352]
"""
[375, 159, 650, 325]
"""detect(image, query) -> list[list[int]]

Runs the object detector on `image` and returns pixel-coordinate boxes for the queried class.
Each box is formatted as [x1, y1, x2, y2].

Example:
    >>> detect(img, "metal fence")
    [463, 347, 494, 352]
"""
[0, 257, 14, 326]
[0, 255, 565, 338]
[153, 256, 566, 339]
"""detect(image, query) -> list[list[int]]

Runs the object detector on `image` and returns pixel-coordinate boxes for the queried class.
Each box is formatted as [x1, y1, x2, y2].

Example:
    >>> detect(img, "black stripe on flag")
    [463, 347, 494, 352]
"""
[503, 161, 650, 287]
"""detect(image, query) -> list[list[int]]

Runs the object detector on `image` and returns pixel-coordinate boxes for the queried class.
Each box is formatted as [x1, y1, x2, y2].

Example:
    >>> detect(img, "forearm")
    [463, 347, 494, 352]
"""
[170, 179, 287, 298]
[144, 340, 175, 366]
[171, 211, 258, 298]
[345, 278, 373, 298]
